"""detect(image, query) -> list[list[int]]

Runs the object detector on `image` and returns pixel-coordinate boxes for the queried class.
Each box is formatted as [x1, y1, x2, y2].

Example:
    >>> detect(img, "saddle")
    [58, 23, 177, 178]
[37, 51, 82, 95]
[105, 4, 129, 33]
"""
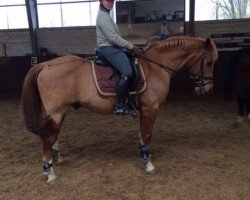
[91, 50, 146, 97]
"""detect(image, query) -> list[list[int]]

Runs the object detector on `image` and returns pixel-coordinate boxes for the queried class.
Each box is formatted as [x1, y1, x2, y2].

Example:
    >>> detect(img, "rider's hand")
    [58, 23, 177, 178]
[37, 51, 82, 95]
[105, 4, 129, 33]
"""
[131, 46, 143, 55]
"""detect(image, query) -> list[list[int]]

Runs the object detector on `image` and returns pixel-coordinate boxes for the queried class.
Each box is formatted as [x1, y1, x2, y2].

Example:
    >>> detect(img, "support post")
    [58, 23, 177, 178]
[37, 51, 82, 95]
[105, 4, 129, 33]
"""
[189, 0, 195, 36]
[25, 0, 38, 56]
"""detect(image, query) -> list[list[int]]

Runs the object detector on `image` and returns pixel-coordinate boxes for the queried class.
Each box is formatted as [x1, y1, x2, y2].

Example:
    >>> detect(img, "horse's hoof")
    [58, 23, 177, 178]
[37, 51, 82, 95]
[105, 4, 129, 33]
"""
[145, 160, 156, 174]
[43, 167, 57, 184]
[57, 157, 63, 163]
[56, 155, 63, 164]
[47, 178, 57, 185]
[146, 167, 156, 174]
[47, 174, 57, 184]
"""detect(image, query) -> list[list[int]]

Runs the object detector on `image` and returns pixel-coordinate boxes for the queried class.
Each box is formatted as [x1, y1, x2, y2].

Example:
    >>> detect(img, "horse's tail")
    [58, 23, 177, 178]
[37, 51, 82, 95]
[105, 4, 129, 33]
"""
[21, 64, 52, 136]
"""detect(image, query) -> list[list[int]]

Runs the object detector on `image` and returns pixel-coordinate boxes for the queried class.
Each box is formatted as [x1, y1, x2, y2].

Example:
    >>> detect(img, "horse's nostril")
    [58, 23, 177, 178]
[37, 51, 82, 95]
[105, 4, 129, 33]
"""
[195, 87, 202, 95]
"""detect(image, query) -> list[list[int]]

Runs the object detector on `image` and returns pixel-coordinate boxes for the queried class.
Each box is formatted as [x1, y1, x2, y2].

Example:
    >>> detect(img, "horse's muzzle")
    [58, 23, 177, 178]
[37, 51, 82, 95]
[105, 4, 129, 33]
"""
[195, 85, 213, 95]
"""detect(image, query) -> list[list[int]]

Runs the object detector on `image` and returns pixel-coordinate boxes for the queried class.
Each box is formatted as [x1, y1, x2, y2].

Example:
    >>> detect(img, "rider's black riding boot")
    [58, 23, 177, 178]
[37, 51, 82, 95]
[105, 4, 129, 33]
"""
[114, 75, 137, 116]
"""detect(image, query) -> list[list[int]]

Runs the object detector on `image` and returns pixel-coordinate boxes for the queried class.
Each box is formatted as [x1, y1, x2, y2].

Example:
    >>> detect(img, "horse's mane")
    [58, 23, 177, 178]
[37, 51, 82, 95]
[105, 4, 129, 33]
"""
[146, 36, 204, 50]
[145, 36, 218, 60]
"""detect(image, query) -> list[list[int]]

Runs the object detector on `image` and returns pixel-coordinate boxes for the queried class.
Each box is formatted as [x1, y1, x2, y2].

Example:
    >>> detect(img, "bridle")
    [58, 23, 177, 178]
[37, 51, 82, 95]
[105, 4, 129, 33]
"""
[136, 48, 214, 88]
[186, 48, 214, 88]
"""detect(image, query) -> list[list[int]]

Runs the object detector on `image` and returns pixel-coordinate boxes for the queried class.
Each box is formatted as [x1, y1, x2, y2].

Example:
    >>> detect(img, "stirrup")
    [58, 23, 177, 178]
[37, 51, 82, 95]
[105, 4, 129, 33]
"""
[113, 107, 125, 116]
[124, 107, 137, 117]
[124, 103, 137, 117]
[113, 105, 137, 117]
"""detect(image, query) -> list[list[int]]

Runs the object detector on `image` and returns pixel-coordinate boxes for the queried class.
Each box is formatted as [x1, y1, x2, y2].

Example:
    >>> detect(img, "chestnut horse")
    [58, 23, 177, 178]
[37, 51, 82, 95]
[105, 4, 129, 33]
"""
[21, 36, 218, 184]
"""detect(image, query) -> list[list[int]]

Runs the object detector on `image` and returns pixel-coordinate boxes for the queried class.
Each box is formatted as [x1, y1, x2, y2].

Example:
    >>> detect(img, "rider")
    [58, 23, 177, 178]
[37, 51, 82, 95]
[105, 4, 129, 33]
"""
[160, 20, 170, 40]
[96, 0, 143, 116]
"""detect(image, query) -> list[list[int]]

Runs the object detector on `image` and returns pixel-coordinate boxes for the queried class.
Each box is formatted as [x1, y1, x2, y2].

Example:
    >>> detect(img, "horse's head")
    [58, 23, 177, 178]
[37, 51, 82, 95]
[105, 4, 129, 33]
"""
[186, 38, 218, 95]
[142, 36, 218, 95]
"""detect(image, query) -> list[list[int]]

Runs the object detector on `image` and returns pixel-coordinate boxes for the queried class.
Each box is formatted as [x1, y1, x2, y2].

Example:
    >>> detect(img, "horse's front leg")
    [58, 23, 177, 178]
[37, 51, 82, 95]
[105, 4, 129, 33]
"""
[139, 106, 158, 173]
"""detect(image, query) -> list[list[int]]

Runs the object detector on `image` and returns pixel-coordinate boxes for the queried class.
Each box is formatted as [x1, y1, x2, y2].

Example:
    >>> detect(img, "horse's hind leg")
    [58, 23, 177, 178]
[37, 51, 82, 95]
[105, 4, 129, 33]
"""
[41, 113, 63, 184]
[139, 106, 158, 173]
[52, 139, 63, 163]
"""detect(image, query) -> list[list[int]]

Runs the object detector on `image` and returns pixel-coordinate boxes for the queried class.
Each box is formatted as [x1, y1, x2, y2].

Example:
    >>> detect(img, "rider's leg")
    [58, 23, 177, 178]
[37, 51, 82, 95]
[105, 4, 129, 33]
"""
[114, 74, 136, 115]
[98, 46, 137, 116]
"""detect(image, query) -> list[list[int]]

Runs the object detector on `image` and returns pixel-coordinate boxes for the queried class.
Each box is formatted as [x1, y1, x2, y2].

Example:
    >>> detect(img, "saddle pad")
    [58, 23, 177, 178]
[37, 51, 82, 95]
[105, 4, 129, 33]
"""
[91, 61, 147, 96]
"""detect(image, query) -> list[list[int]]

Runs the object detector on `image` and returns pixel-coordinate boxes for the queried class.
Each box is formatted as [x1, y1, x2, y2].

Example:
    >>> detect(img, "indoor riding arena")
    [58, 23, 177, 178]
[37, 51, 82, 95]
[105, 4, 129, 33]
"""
[0, 1, 250, 200]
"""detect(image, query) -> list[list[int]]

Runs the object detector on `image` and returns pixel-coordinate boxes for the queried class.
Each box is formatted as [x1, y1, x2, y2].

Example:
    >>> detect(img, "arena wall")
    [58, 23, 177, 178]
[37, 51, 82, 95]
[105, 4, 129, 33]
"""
[190, 19, 250, 38]
[0, 19, 249, 95]
[0, 19, 249, 56]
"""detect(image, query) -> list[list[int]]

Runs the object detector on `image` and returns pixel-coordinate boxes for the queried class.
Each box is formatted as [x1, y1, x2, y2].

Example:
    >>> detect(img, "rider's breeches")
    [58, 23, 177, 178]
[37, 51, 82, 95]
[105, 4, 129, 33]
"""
[98, 46, 133, 77]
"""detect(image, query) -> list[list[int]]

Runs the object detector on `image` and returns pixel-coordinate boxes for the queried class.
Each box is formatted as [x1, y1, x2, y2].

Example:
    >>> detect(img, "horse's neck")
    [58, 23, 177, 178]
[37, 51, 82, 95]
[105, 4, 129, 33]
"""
[145, 48, 194, 73]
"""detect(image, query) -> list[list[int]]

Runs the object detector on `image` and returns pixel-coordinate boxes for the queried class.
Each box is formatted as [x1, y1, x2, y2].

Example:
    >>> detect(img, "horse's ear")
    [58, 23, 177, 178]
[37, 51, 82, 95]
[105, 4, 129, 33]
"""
[204, 38, 211, 50]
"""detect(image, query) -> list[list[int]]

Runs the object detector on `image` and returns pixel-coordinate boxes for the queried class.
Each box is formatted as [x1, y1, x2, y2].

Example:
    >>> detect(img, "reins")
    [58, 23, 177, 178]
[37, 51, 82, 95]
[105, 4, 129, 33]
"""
[135, 46, 214, 87]
[136, 53, 178, 74]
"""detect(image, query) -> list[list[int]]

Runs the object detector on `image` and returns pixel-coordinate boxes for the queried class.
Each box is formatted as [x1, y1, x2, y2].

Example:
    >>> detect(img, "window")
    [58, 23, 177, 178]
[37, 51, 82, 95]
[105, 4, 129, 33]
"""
[0, 0, 25, 6]
[185, 0, 250, 21]
[37, 0, 86, 3]
[0, 0, 28, 29]
[37, 1, 99, 27]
